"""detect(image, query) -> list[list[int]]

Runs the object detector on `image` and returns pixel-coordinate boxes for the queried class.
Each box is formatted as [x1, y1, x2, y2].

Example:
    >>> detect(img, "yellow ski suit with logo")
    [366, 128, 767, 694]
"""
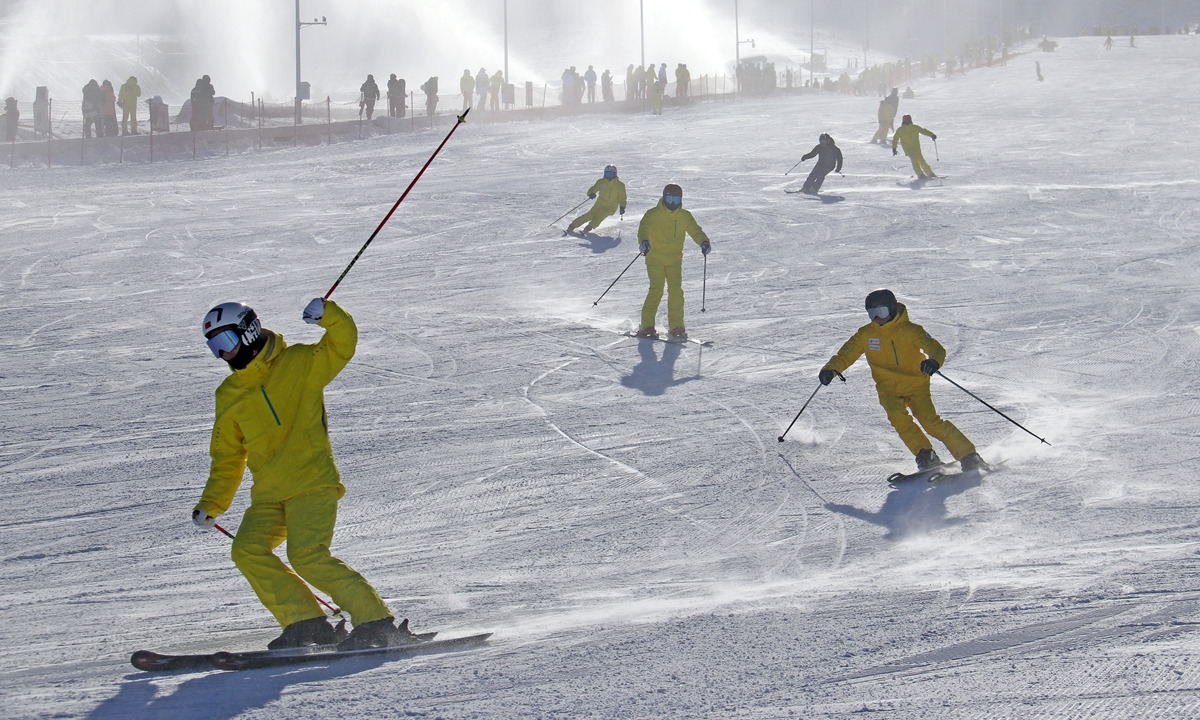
[568, 176, 628, 232]
[195, 301, 392, 629]
[821, 304, 975, 459]
[638, 200, 710, 330]
[892, 123, 936, 177]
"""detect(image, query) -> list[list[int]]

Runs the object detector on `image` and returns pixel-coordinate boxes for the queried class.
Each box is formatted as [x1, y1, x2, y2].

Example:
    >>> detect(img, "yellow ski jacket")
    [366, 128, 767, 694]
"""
[638, 200, 710, 264]
[892, 123, 935, 156]
[195, 302, 357, 517]
[821, 304, 947, 397]
[586, 177, 627, 212]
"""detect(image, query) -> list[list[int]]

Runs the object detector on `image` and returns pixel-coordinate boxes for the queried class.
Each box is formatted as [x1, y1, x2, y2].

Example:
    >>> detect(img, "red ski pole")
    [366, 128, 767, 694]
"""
[324, 108, 470, 300]
[213, 523, 344, 618]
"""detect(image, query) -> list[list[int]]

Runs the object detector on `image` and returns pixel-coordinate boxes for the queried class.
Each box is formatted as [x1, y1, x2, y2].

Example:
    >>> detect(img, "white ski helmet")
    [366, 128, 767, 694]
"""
[202, 302, 261, 357]
[604, 164, 617, 179]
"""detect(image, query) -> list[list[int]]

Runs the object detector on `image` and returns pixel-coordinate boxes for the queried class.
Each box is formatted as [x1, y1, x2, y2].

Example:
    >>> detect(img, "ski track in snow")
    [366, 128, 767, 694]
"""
[3, 36, 1200, 718]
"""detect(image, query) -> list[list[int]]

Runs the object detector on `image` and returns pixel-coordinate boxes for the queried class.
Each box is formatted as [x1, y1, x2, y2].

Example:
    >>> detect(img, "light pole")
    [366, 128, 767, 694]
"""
[640, 0, 645, 68]
[863, 0, 869, 69]
[810, 0, 815, 86]
[295, 1, 326, 124]
[734, 0, 754, 89]
[503, 0, 509, 83]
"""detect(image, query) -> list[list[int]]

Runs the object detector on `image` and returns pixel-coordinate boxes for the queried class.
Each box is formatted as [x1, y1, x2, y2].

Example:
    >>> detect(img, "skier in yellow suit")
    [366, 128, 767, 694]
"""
[194, 299, 421, 651]
[636, 183, 710, 341]
[650, 79, 665, 115]
[819, 289, 985, 474]
[892, 114, 937, 178]
[870, 97, 897, 144]
[567, 165, 627, 235]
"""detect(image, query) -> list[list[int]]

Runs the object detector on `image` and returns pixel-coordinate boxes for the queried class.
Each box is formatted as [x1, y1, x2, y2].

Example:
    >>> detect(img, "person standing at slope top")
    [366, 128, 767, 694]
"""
[193, 299, 423, 651]
[635, 184, 711, 341]
[892, 114, 938, 179]
[566, 164, 627, 235]
[798, 133, 843, 194]
[818, 289, 986, 474]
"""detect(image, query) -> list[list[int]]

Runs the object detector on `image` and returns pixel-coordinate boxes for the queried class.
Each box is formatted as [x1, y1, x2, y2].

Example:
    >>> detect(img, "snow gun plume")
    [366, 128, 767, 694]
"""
[323, 108, 471, 300]
[935, 371, 1050, 446]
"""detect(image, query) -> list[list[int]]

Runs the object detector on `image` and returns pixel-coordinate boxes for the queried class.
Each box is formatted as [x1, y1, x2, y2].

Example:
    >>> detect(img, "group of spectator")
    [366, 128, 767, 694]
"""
[622, 63, 690, 102]
[460, 68, 507, 112]
[80, 76, 142, 138]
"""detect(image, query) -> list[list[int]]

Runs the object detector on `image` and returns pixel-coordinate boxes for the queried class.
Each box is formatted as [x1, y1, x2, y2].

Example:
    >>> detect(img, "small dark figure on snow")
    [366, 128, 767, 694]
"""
[360, 74, 380, 119]
[387, 74, 406, 118]
[3, 97, 18, 142]
[420, 77, 438, 117]
[798, 133, 843, 194]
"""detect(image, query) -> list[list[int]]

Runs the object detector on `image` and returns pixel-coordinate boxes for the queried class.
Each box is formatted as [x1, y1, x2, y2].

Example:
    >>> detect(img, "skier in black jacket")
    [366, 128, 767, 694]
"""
[799, 133, 843, 194]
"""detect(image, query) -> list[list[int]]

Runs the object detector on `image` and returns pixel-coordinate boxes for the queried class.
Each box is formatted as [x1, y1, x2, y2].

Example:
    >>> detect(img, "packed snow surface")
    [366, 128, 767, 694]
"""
[3, 36, 1199, 718]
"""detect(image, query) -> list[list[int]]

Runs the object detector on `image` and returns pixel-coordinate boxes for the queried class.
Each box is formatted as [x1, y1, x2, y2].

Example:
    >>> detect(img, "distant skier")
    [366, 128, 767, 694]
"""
[388, 74, 406, 117]
[601, 69, 614, 102]
[892, 115, 937, 179]
[798, 134, 843, 194]
[1130, 34, 1136, 48]
[870, 98, 896, 144]
[566, 164, 627, 235]
[100, 80, 118, 137]
[650, 80, 665, 115]
[818, 289, 986, 474]
[902, 86, 915, 99]
[635, 184, 711, 341]
[490, 70, 503, 111]
[420, 76, 438, 117]
[584, 66, 598, 103]
[1104, 35, 1114, 50]
[81, 80, 103, 138]
[459, 70, 474, 112]
[194, 300, 423, 651]
[118, 76, 141, 135]
[475, 68, 489, 109]
[359, 75, 380, 120]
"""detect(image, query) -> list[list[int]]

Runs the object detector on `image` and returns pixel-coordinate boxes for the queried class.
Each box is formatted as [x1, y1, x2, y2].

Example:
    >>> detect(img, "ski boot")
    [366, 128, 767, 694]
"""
[668, 327, 688, 342]
[268, 616, 339, 650]
[959, 452, 987, 473]
[337, 617, 421, 651]
[915, 448, 942, 471]
[635, 327, 658, 339]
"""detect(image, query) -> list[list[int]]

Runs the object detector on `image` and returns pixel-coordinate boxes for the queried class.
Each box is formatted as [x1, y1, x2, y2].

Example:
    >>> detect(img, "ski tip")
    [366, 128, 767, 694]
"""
[130, 650, 160, 670]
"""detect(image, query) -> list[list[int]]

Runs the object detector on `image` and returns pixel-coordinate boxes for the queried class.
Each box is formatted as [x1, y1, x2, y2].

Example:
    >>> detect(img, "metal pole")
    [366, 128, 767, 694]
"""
[47, 97, 52, 169]
[640, 0, 645, 68]
[735, 0, 740, 72]
[295, 0, 302, 125]
[504, 0, 509, 86]
[864, 0, 869, 70]
[810, 0, 815, 86]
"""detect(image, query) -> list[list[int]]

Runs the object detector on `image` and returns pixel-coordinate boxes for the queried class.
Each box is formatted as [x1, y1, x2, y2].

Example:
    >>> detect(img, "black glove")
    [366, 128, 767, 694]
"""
[930, 133, 937, 141]
[920, 358, 940, 376]
[892, 148, 898, 156]
[818, 369, 835, 386]
[638, 240, 650, 254]
[619, 206, 625, 215]
[700, 240, 711, 256]
[588, 193, 596, 199]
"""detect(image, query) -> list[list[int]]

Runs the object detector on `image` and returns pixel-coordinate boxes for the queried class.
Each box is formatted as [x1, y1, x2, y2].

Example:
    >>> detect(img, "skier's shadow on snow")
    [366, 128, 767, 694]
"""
[577, 232, 621, 253]
[824, 473, 982, 541]
[816, 194, 845, 204]
[88, 658, 393, 720]
[619, 338, 698, 396]
[900, 177, 934, 190]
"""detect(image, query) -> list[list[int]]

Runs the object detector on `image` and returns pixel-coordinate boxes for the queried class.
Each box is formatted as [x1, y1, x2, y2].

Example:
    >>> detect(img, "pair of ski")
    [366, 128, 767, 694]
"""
[622, 331, 713, 347]
[887, 460, 993, 486]
[131, 629, 492, 672]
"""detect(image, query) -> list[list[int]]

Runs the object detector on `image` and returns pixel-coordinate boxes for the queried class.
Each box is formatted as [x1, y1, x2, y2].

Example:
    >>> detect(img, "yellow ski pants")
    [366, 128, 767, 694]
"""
[870, 121, 890, 144]
[641, 261, 684, 330]
[568, 202, 618, 231]
[878, 391, 975, 460]
[231, 486, 391, 628]
[905, 148, 934, 177]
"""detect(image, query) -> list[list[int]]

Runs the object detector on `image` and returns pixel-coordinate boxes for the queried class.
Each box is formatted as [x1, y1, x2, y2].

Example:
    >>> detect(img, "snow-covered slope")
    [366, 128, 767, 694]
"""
[2, 34, 1199, 718]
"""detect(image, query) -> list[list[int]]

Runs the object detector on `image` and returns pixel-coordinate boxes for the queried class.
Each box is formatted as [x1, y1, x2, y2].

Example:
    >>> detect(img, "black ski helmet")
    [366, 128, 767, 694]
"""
[865, 289, 897, 319]
[819, 133, 833, 146]
[901, 114, 913, 125]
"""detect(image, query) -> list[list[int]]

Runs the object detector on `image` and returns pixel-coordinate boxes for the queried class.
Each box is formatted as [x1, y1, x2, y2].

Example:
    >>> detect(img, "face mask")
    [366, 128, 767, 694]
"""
[663, 195, 682, 210]
[604, 170, 616, 180]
